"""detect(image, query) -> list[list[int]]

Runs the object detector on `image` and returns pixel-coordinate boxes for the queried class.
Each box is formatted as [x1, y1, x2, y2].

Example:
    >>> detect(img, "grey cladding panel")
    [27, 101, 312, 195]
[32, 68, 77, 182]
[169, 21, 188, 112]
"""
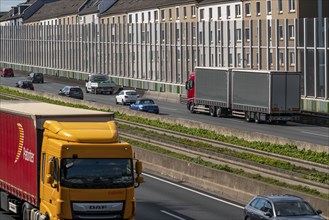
[232, 71, 269, 108]
[195, 68, 228, 102]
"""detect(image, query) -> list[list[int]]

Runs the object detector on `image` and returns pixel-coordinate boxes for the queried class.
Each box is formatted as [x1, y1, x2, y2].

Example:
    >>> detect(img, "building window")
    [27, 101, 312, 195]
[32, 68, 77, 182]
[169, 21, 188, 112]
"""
[235, 4, 241, 17]
[267, 0, 272, 14]
[290, 52, 295, 66]
[209, 8, 213, 20]
[148, 12, 151, 22]
[229, 53, 233, 66]
[279, 26, 283, 39]
[269, 52, 273, 65]
[161, 10, 165, 20]
[256, 2, 261, 15]
[256, 52, 259, 65]
[176, 7, 180, 19]
[245, 28, 250, 41]
[200, 9, 204, 20]
[288, 25, 295, 39]
[210, 30, 213, 43]
[169, 9, 172, 20]
[279, 52, 284, 66]
[278, 0, 283, 13]
[288, 0, 295, 11]
[227, 6, 230, 18]
[246, 53, 250, 66]
[236, 28, 241, 41]
[245, 3, 251, 16]
[142, 13, 144, 22]
[218, 7, 221, 19]
[129, 14, 132, 23]
[191, 6, 196, 17]
[237, 53, 241, 66]
[183, 7, 187, 18]
[217, 29, 221, 42]
[154, 11, 159, 21]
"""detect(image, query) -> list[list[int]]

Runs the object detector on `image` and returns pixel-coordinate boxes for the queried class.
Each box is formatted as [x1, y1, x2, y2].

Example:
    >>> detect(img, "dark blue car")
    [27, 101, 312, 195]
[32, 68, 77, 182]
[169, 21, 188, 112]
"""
[130, 98, 159, 114]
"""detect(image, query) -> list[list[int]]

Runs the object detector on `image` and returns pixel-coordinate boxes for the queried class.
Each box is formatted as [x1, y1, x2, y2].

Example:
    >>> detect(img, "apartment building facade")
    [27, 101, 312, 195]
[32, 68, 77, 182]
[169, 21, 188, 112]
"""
[0, 0, 328, 113]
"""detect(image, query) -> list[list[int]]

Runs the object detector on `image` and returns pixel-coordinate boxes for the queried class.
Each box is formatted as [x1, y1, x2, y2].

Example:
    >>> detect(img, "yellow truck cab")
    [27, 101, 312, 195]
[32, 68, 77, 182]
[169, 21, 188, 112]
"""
[0, 101, 143, 220]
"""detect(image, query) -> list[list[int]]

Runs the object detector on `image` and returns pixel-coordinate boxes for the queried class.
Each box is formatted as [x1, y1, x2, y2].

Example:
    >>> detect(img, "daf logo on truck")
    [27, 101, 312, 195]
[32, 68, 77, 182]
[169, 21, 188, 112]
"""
[90, 205, 107, 210]
[14, 123, 34, 163]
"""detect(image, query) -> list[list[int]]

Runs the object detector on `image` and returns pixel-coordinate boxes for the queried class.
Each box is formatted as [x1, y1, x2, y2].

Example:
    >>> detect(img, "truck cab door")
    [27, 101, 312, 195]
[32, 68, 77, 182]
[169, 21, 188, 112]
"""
[40, 154, 61, 218]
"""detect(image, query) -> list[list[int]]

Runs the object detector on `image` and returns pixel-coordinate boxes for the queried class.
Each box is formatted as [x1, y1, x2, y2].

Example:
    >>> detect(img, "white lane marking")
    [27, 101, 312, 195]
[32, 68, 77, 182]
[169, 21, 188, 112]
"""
[160, 210, 186, 220]
[143, 173, 244, 209]
[301, 131, 329, 138]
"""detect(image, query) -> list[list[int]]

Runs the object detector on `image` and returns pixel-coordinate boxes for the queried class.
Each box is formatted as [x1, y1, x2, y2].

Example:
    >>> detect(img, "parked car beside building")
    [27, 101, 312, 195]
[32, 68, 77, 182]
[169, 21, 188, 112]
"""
[58, 86, 84, 100]
[1, 67, 14, 77]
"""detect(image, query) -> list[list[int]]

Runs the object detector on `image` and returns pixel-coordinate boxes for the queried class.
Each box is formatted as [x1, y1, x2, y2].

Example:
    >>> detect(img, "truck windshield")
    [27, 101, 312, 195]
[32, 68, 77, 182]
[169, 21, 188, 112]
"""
[91, 75, 109, 82]
[60, 158, 133, 189]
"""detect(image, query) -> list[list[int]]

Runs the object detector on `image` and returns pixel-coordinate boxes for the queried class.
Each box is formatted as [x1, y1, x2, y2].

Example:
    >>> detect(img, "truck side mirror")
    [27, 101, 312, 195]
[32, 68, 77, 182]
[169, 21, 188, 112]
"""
[46, 159, 55, 184]
[134, 160, 143, 188]
[135, 160, 142, 175]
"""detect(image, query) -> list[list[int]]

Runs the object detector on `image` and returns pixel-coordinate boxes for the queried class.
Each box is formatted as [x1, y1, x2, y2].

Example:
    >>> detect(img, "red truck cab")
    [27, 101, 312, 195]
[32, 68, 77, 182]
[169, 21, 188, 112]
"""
[185, 72, 195, 111]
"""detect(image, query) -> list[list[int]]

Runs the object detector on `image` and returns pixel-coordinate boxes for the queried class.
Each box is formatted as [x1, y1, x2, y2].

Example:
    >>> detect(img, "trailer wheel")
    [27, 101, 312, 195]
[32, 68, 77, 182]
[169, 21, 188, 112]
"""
[22, 203, 32, 220]
[216, 108, 222, 117]
[254, 113, 260, 124]
[209, 106, 216, 117]
[189, 103, 195, 113]
[245, 112, 252, 122]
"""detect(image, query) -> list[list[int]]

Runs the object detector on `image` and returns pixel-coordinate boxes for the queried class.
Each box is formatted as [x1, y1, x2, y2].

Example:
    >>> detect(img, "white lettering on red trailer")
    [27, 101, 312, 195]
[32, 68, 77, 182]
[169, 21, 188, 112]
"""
[23, 147, 34, 163]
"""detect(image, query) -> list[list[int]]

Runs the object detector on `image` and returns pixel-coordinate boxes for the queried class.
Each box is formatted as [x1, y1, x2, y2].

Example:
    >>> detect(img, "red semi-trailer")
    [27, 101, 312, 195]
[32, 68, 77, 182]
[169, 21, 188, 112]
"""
[0, 101, 143, 220]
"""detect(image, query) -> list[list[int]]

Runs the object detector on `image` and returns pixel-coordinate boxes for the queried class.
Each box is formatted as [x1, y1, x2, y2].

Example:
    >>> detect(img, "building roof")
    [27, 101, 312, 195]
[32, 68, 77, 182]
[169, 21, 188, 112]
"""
[100, 0, 197, 17]
[79, 0, 102, 15]
[24, 0, 87, 23]
[0, 0, 37, 22]
[198, 0, 241, 6]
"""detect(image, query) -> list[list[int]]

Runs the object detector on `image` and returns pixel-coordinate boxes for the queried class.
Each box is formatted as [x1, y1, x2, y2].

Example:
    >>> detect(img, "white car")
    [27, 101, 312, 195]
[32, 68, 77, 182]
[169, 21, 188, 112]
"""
[115, 90, 139, 105]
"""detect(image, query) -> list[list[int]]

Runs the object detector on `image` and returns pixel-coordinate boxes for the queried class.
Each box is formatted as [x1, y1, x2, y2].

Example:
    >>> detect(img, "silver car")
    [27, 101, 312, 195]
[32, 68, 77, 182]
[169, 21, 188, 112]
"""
[115, 90, 139, 105]
[243, 195, 324, 220]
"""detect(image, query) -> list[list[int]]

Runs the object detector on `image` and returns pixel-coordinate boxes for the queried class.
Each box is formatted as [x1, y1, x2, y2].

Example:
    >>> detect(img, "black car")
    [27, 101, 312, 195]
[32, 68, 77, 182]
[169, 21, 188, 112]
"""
[16, 80, 34, 90]
[243, 195, 325, 220]
[58, 86, 84, 100]
[28, 72, 44, 83]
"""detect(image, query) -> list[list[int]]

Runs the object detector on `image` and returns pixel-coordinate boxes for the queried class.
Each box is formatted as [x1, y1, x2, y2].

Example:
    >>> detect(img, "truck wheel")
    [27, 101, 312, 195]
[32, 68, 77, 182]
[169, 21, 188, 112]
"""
[189, 103, 195, 113]
[216, 108, 222, 117]
[254, 113, 260, 124]
[22, 203, 31, 220]
[209, 106, 216, 117]
[245, 112, 252, 122]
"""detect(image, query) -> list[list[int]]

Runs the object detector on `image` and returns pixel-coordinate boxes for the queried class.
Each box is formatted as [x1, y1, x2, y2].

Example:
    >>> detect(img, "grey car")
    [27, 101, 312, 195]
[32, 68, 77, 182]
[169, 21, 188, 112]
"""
[243, 195, 325, 220]
[28, 72, 44, 83]
[58, 86, 84, 100]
